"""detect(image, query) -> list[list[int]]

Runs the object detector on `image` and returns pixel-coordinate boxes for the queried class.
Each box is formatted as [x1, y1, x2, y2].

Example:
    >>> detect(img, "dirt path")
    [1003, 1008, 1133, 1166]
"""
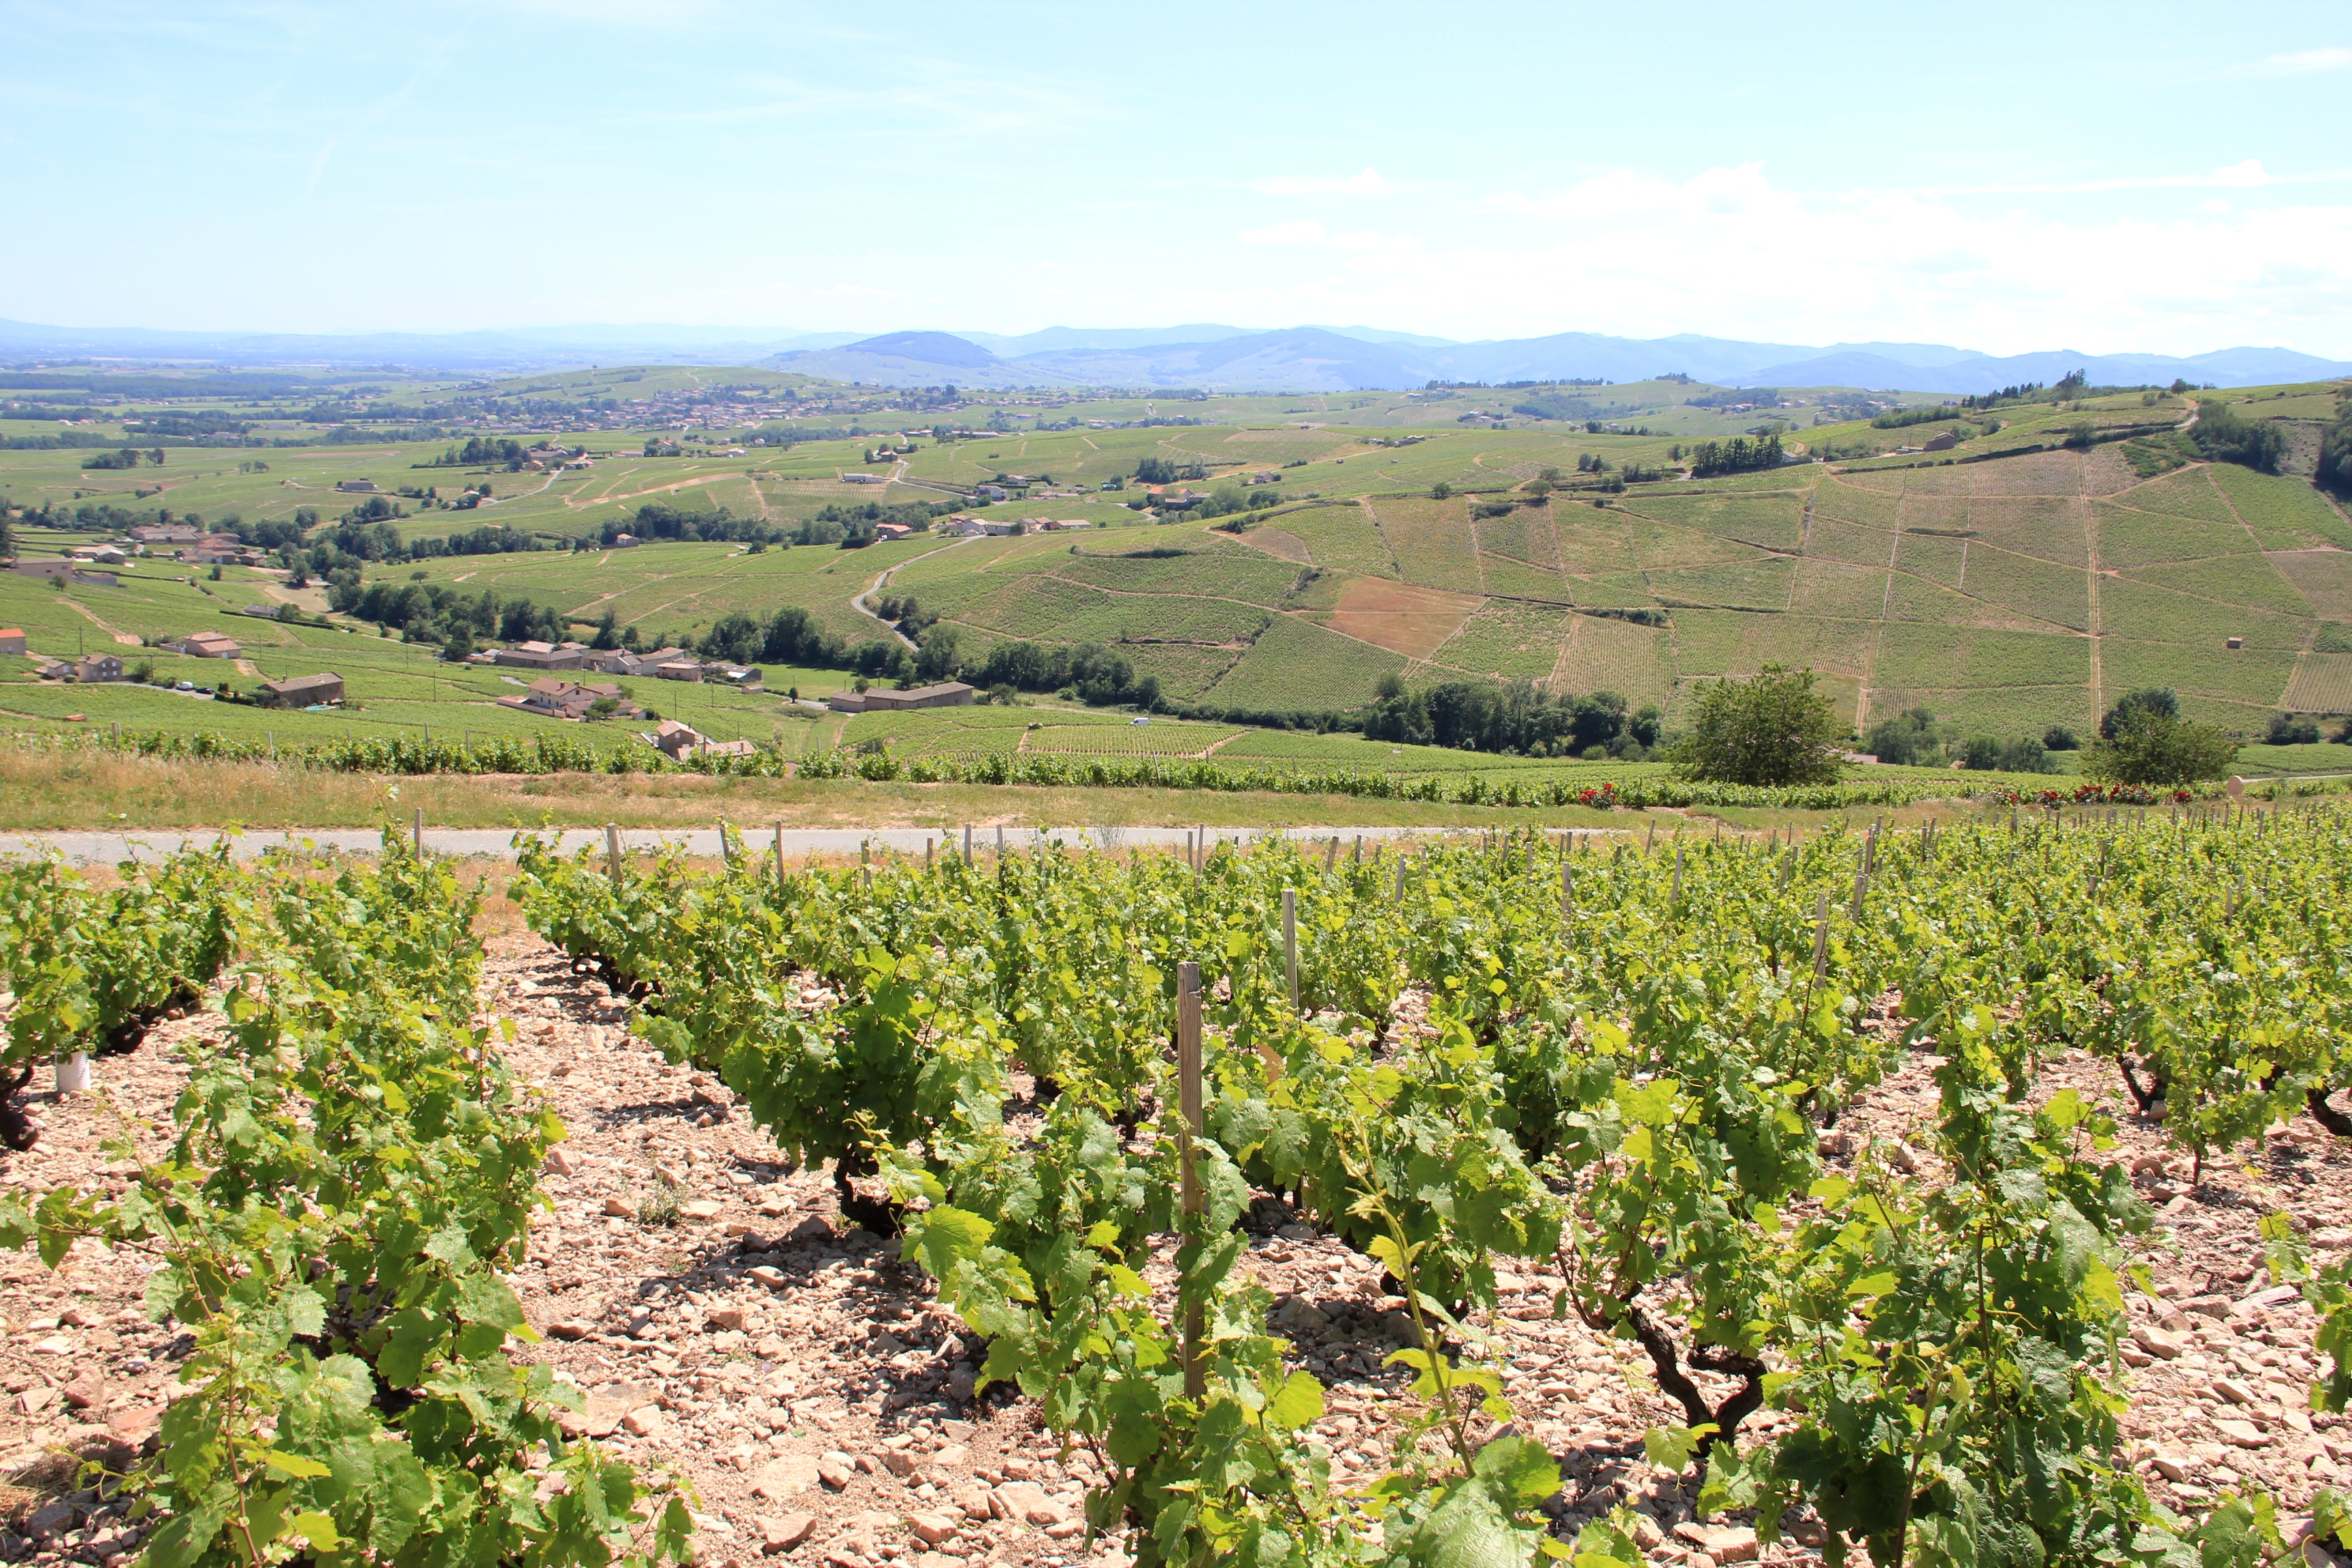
[56, 600, 142, 647]
[850, 538, 975, 651]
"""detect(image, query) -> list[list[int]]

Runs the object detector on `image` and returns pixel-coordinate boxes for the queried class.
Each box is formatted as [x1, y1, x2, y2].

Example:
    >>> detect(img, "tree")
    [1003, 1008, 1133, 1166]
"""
[1997, 736, 2055, 774]
[2189, 399, 2286, 473]
[591, 609, 621, 651]
[1430, 482, 1452, 500]
[1861, 706, 1941, 766]
[2042, 725, 2078, 752]
[442, 628, 475, 664]
[1668, 666, 1845, 786]
[2100, 687, 2178, 740]
[2082, 706, 2237, 785]
[2317, 387, 2352, 497]
[2266, 711, 2322, 746]
[914, 624, 960, 683]
[1133, 456, 1177, 486]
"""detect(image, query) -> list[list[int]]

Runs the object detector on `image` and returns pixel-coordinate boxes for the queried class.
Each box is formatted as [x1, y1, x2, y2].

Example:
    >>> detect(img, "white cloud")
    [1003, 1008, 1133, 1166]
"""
[1256, 167, 1387, 197]
[1219, 164, 2352, 357]
[2249, 46, 2352, 74]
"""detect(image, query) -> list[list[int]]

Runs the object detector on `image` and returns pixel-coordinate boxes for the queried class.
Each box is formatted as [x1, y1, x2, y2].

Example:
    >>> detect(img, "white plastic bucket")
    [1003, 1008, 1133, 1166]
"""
[54, 1054, 91, 1094]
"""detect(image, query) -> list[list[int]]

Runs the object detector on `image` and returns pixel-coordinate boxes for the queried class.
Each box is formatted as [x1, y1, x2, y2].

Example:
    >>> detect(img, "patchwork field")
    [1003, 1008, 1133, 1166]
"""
[6, 372, 2348, 753]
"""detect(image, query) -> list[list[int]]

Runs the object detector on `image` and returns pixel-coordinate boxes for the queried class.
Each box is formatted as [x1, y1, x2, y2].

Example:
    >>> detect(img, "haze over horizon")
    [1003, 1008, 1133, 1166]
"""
[4, 2, 2351, 358]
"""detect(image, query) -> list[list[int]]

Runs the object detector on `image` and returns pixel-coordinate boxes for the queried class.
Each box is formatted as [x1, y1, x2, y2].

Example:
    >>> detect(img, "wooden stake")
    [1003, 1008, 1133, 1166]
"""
[774, 821, 786, 883]
[1810, 892, 1831, 977]
[413, 807, 424, 856]
[926, 837, 934, 869]
[606, 823, 622, 885]
[1671, 842, 1684, 906]
[963, 823, 973, 864]
[1177, 961, 1205, 1401]
[1325, 837, 1339, 871]
[1393, 858, 1407, 905]
[1561, 860, 1573, 921]
[1282, 887, 1298, 1011]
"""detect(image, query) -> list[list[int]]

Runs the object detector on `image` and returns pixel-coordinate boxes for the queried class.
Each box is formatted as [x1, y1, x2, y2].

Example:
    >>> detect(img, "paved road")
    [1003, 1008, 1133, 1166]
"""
[0, 823, 1611, 866]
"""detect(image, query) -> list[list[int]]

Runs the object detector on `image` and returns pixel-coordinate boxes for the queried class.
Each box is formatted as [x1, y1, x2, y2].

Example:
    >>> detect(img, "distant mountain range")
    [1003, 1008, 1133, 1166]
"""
[1, 314, 2345, 393]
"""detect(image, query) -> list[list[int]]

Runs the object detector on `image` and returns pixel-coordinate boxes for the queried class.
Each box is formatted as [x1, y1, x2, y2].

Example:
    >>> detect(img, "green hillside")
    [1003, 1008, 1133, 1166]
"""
[6, 370, 2348, 757]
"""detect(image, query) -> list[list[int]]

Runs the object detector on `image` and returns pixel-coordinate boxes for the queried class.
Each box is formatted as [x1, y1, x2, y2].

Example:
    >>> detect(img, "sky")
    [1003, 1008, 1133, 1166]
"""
[4, 1, 2351, 357]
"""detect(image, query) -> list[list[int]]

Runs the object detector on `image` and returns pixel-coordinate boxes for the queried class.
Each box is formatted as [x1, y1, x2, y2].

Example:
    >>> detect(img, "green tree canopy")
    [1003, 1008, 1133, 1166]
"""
[2082, 706, 2238, 785]
[1669, 665, 1845, 786]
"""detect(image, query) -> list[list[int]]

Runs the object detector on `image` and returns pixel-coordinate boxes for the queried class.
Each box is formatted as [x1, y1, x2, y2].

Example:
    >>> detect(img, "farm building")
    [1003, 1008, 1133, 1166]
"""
[257, 672, 344, 708]
[828, 680, 976, 714]
[494, 640, 591, 671]
[0, 630, 24, 657]
[501, 679, 644, 721]
[336, 478, 378, 493]
[71, 654, 126, 683]
[164, 631, 243, 659]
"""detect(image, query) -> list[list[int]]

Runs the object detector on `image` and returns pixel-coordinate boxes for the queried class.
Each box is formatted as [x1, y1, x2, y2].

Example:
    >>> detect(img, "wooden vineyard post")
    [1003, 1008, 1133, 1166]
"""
[1282, 887, 1298, 1011]
[413, 807, 424, 857]
[1561, 860, 1573, 921]
[606, 823, 622, 885]
[1352, 834, 1362, 864]
[1186, 830, 1196, 871]
[1671, 842, 1684, 907]
[1810, 893, 1831, 977]
[1393, 856, 1407, 905]
[996, 825, 1006, 860]
[1176, 961, 1205, 1401]
[963, 823, 973, 864]
[926, 837, 934, 870]
[1324, 837, 1339, 872]
[1646, 821, 1657, 853]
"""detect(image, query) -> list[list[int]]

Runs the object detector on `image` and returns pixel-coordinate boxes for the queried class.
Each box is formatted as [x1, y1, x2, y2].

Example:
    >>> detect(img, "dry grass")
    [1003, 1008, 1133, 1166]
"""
[0, 751, 1642, 833]
[1315, 576, 1482, 659]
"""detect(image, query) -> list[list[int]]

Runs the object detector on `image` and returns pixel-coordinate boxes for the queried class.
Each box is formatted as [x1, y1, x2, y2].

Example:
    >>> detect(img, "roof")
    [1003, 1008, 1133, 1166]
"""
[261, 672, 342, 694]
[0, 628, 22, 638]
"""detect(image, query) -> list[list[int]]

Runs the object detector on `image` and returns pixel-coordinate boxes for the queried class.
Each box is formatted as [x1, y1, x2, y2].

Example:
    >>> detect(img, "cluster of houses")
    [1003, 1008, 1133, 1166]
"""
[476, 640, 759, 687]
[936, 514, 1094, 538]
[500, 679, 646, 722]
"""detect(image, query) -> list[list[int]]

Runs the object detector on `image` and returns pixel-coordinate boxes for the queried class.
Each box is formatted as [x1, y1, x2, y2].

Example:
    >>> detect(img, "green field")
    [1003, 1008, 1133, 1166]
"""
[8, 365, 2349, 761]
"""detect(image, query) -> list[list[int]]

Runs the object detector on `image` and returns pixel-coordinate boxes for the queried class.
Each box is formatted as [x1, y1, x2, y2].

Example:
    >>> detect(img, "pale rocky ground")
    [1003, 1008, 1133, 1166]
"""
[1, 933, 2348, 1568]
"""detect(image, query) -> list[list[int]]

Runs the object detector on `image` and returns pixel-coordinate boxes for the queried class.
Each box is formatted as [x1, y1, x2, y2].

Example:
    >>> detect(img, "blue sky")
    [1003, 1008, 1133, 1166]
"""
[5, 1, 2350, 356]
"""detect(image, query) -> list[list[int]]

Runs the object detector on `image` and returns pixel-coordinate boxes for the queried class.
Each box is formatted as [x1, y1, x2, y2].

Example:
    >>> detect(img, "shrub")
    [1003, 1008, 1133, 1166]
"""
[1669, 666, 1844, 787]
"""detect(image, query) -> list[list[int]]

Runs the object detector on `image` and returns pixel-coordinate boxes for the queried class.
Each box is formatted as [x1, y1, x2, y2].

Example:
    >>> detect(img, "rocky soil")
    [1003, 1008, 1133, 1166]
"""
[3, 932, 2350, 1568]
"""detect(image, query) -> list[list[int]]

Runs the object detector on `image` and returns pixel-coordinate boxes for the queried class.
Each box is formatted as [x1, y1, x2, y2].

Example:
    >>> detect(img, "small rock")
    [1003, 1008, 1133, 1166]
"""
[2151, 1454, 2193, 1482]
[789, 1218, 834, 1243]
[1673, 1524, 1759, 1565]
[764, 1514, 817, 1554]
[991, 1482, 1062, 1526]
[544, 1148, 576, 1177]
[105, 1406, 159, 1446]
[2217, 1420, 2271, 1449]
[60, 1373, 103, 1411]
[1632, 1518, 1666, 1550]
[753, 1457, 820, 1499]
[906, 1514, 959, 1546]
[2214, 1377, 2257, 1405]
[682, 1200, 725, 1222]
[749, 1267, 789, 1290]
[549, 1320, 598, 1341]
[603, 1197, 635, 1218]
[952, 1485, 993, 1520]
[2134, 1327, 2185, 1360]
[655, 1162, 689, 1187]
[819, 1463, 855, 1491]
[709, 1305, 750, 1333]
[1043, 1519, 1085, 1541]
[2179, 1296, 2234, 1322]
[621, 1406, 670, 1439]
[932, 1444, 968, 1470]
[881, 1450, 919, 1477]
